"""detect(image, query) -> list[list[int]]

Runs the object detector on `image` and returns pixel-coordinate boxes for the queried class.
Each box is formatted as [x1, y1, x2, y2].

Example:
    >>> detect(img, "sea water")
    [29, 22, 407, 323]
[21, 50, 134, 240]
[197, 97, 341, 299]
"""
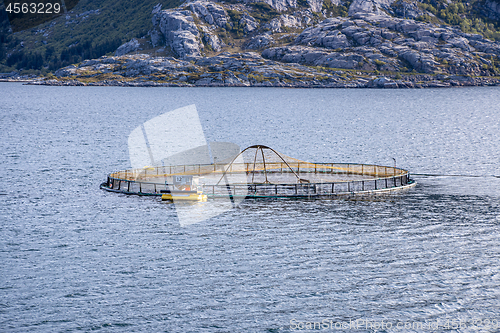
[1, 83, 499, 332]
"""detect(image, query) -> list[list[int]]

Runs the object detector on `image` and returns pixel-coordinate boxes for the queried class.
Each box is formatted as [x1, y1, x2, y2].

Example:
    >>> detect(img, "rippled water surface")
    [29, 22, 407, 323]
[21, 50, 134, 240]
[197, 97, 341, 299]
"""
[1, 83, 500, 332]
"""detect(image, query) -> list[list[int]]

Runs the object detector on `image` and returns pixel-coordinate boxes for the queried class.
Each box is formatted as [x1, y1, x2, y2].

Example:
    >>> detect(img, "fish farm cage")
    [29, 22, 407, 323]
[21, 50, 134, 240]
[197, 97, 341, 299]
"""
[100, 145, 416, 199]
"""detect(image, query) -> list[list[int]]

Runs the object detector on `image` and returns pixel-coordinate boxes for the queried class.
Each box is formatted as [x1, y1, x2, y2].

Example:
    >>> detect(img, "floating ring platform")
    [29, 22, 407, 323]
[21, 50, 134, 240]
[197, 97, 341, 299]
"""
[100, 145, 416, 199]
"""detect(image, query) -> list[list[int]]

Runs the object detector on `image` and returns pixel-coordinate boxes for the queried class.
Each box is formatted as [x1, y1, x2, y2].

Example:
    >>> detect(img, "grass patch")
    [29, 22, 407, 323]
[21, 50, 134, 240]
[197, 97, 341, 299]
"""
[322, 0, 351, 17]
[249, 2, 280, 23]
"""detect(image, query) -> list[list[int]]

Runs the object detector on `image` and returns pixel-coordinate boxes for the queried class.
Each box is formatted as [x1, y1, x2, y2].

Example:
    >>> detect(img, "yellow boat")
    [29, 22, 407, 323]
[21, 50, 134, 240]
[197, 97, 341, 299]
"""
[161, 190, 207, 202]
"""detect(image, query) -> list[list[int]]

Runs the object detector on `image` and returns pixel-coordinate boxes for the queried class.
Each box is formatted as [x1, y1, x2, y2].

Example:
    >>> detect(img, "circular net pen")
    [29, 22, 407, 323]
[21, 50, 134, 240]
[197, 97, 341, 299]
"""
[100, 145, 416, 199]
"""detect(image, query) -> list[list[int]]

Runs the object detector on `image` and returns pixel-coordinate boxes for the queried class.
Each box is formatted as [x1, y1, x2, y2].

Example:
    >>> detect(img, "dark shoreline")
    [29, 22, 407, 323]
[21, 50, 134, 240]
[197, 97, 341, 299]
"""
[27, 77, 500, 88]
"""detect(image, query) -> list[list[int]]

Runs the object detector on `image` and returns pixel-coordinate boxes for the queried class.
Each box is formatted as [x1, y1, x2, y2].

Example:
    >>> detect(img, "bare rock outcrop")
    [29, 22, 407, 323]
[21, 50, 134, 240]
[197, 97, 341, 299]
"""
[115, 38, 141, 56]
[44, 53, 500, 88]
[348, 0, 396, 16]
[190, 1, 230, 27]
[307, 0, 323, 12]
[265, 14, 304, 32]
[244, 34, 275, 49]
[240, 14, 259, 33]
[262, 13, 500, 75]
[152, 9, 203, 58]
[260, 0, 298, 12]
[86, 0, 499, 87]
[200, 26, 224, 51]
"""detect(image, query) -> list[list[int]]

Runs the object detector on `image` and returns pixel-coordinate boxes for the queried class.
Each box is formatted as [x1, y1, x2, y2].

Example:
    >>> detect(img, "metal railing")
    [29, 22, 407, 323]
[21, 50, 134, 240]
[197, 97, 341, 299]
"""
[203, 174, 410, 198]
[109, 162, 406, 179]
[102, 163, 412, 198]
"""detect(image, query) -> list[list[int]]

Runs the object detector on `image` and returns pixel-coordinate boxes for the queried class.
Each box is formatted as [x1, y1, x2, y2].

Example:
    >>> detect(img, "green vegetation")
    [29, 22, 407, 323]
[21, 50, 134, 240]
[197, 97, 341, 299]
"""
[0, 0, 182, 73]
[227, 9, 245, 38]
[415, 13, 442, 25]
[248, 73, 266, 82]
[0, 4, 10, 63]
[5, 37, 123, 71]
[249, 2, 280, 23]
[322, 0, 351, 17]
[417, 0, 500, 41]
[297, 0, 308, 8]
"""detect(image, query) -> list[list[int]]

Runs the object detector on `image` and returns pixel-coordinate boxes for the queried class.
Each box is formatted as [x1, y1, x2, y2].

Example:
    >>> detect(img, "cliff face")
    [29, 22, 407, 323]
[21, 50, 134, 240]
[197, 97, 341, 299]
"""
[47, 0, 500, 87]
[348, 0, 396, 16]
[264, 14, 500, 76]
[147, 0, 500, 76]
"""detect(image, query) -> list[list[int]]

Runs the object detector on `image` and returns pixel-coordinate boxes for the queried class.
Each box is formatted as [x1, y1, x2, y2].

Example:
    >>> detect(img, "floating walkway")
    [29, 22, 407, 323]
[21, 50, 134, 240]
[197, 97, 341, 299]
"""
[100, 145, 416, 199]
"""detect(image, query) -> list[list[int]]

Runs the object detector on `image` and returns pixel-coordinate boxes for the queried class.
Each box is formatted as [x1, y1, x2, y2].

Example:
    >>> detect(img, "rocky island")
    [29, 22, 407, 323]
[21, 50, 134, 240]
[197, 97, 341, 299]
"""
[36, 0, 500, 87]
